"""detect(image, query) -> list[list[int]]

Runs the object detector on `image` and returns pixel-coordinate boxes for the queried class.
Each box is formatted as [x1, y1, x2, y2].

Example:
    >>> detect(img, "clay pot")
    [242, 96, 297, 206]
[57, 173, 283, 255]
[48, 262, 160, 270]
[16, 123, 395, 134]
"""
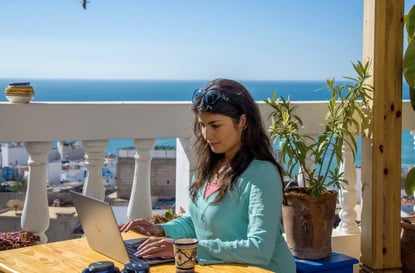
[282, 187, 338, 260]
[401, 218, 415, 273]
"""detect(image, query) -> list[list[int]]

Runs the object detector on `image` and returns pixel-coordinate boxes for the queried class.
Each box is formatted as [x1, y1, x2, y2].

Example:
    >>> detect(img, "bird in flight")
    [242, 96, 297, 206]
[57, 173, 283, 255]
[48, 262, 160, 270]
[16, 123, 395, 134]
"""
[81, 0, 89, 10]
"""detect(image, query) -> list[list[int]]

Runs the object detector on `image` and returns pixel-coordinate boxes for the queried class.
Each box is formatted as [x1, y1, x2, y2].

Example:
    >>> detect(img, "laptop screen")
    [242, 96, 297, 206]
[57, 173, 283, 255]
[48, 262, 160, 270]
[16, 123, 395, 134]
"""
[70, 191, 132, 264]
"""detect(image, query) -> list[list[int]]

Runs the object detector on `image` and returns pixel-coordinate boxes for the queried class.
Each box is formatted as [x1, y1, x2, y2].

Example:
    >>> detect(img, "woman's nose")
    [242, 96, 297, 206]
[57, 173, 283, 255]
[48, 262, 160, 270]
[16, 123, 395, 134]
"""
[204, 128, 213, 141]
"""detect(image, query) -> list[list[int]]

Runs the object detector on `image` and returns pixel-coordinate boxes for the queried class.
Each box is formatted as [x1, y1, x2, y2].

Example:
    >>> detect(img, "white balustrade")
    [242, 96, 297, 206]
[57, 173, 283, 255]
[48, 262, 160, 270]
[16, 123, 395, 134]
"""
[21, 141, 52, 243]
[127, 139, 155, 220]
[82, 140, 108, 200]
[0, 100, 413, 249]
[175, 137, 192, 212]
[337, 136, 360, 234]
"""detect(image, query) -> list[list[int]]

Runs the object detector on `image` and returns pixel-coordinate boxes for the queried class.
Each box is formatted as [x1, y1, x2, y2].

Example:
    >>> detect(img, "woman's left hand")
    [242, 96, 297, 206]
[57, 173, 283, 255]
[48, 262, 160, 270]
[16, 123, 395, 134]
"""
[136, 237, 174, 259]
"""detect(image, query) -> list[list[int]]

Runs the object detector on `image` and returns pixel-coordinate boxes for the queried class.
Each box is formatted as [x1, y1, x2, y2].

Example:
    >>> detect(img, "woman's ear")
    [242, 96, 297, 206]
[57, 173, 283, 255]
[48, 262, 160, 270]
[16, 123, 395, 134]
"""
[239, 114, 247, 130]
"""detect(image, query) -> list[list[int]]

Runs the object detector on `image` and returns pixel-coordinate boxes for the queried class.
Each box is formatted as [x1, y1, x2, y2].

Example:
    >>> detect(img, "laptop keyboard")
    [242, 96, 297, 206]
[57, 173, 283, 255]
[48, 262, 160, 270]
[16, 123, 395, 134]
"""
[124, 238, 174, 265]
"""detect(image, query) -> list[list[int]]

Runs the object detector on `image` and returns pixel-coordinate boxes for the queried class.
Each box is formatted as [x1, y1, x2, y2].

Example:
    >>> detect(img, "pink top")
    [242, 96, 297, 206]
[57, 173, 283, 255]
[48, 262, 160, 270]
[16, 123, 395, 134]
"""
[204, 182, 220, 199]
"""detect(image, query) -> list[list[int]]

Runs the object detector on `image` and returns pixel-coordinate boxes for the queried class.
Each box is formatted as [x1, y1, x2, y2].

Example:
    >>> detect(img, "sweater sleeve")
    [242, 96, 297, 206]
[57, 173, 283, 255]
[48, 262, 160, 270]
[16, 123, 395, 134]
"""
[160, 214, 197, 239]
[195, 162, 284, 267]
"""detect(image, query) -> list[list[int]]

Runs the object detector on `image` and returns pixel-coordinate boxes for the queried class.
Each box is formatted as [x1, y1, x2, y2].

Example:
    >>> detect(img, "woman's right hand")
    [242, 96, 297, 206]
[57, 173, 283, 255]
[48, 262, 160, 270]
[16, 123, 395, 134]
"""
[119, 219, 164, 237]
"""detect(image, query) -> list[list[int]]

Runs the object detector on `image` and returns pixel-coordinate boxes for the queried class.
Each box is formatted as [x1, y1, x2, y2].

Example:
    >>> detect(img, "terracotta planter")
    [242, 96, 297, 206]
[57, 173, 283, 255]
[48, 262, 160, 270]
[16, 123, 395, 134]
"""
[401, 218, 415, 273]
[282, 188, 338, 260]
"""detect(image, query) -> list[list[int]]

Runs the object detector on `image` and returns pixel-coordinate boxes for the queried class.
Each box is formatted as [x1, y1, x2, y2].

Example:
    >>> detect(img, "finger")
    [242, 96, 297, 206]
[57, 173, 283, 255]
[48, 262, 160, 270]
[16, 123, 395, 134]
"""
[137, 238, 155, 251]
[123, 221, 141, 233]
[120, 221, 135, 232]
[137, 239, 163, 252]
[136, 242, 170, 257]
[142, 246, 173, 259]
[136, 226, 152, 236]
[118, 222, 130, 232]
[140, 250, 170, 259]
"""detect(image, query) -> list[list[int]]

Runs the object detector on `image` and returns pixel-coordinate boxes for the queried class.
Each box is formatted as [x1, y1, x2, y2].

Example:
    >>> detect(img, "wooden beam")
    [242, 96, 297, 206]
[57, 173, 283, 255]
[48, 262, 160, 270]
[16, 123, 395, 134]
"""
[361, 0, 404, 272]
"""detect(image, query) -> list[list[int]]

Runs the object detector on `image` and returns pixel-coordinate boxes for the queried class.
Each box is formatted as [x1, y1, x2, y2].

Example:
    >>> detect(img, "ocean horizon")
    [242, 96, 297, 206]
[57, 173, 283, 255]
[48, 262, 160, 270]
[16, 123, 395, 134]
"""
[0, 78, 361, 102]
[0, 78, 413, 167]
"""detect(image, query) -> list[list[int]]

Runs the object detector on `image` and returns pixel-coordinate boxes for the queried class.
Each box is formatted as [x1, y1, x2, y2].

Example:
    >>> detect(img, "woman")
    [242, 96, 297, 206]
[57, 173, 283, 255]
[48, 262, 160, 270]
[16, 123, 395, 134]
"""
[119, 79, 296, 273]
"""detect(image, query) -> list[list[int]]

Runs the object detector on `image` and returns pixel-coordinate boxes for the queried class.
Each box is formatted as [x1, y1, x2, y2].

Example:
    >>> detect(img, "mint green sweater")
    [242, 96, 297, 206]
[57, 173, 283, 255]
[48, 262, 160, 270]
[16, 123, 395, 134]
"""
[161, 159, 296, 273]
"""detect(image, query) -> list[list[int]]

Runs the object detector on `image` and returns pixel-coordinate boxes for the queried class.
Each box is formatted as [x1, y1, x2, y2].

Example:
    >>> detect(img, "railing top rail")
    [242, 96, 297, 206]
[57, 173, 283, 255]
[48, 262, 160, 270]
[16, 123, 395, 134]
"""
[0, 100, 413, 142]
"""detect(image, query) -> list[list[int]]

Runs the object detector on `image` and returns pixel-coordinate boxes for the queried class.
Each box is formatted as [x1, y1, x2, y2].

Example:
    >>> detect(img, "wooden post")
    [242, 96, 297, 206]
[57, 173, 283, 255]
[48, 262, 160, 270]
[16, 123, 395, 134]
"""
[361, 0, 403, 272]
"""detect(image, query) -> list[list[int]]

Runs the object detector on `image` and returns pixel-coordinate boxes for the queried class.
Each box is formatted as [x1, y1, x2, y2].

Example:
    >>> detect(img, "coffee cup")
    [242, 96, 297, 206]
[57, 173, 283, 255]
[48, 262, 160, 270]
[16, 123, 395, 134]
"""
[173, 238, 198, 273]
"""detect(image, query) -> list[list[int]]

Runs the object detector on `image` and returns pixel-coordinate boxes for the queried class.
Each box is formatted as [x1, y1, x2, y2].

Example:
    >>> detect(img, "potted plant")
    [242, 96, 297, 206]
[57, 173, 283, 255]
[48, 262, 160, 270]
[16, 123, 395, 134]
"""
[265, 60, 372, 260]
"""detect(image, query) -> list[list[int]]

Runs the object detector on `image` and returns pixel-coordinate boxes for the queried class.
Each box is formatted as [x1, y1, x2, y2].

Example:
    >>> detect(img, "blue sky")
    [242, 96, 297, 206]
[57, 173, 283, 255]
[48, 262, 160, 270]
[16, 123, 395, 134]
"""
[1, 1, 414, 80]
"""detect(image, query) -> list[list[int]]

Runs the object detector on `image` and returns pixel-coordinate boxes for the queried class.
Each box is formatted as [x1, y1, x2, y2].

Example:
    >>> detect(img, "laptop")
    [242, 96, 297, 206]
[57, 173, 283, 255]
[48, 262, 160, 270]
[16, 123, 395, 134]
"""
[70, 191, 174, 265]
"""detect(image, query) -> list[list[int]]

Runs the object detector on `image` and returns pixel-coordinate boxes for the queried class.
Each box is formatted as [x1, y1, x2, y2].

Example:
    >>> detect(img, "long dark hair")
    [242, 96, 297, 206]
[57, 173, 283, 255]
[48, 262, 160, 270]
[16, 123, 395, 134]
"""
[190, 78, 285, 203]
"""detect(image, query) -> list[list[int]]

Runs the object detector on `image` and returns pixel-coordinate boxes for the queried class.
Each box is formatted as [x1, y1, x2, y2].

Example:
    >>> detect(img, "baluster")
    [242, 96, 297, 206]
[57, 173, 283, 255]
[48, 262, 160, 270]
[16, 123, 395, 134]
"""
[337, 136, 360, 234]
[127, 139, 155, 220]
[21, 141, 52, 243]
[175, 138, 192, 213]
[82, 140, 108, 200]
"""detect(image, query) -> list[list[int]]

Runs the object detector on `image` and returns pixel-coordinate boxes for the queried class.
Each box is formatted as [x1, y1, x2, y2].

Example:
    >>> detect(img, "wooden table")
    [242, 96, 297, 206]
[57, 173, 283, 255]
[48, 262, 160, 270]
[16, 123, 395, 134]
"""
[0, 232, 272, 273]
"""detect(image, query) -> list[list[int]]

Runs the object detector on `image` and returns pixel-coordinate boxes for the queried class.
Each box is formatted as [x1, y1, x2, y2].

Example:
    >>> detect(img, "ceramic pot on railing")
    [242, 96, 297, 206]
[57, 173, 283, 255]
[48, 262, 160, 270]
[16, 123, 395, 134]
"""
[5, 82, 34, 103]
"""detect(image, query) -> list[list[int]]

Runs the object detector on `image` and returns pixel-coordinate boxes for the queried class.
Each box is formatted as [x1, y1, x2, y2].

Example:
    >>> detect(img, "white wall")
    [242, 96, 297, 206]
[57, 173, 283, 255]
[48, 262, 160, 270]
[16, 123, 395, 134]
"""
[1, 143, 29, 167]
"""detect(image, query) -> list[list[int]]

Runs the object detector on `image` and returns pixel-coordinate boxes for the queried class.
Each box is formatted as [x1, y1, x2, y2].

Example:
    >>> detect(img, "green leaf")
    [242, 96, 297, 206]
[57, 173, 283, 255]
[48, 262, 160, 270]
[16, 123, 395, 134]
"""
[410, 86, 415, 111]
[265, 60, 372, 198]
[405, 5, 415, 44]
[164, 209, 174, 220]
[404, 167, 415, 196]
[404, 5, 415, 110]
[403, 39, 415, 88]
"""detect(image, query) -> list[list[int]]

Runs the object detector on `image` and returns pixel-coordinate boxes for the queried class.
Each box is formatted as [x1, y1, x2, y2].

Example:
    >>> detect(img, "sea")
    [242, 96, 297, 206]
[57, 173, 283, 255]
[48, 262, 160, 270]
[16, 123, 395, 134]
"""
[0, 78, 414, 169]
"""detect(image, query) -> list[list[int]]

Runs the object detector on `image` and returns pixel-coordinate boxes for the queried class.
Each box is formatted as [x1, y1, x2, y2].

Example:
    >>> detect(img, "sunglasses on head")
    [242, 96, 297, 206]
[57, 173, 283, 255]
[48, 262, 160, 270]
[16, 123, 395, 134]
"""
[192, 88, 229, 107]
